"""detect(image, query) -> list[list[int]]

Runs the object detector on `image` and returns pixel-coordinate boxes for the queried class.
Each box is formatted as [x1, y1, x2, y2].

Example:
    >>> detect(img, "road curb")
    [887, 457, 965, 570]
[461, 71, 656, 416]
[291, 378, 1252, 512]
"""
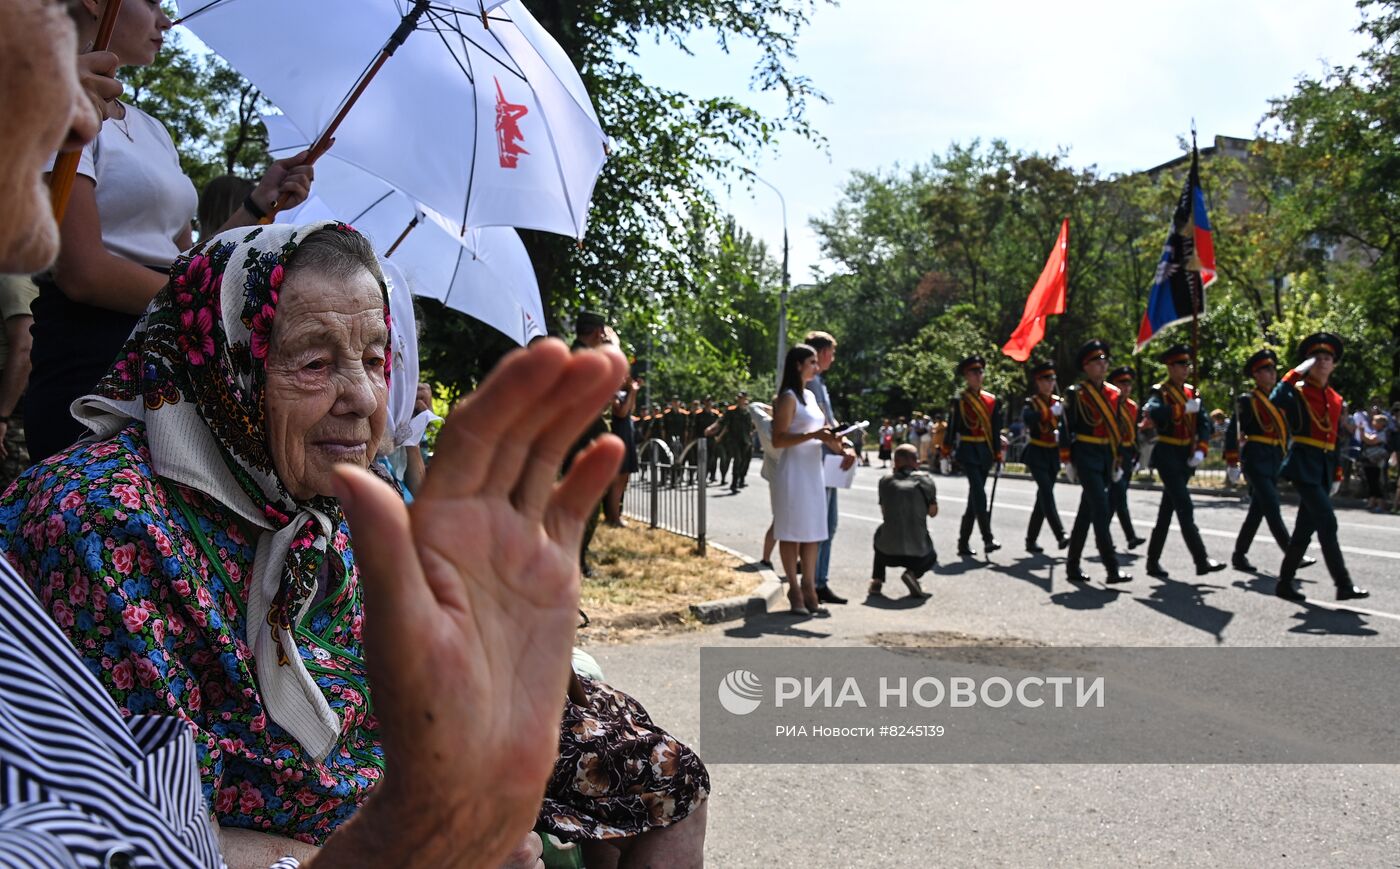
[690, 540, 786, 624]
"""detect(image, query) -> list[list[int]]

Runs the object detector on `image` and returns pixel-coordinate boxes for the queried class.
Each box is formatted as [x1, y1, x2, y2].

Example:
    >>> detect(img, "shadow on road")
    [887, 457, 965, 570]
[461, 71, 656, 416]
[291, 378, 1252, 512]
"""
[1136, 575, 1235, 641]
[938, 556, 989, 576]
[1286, 605, 1379, 636]
[861, 593, 930, 610]
[724, 613, 833, 640]
[987, 556, 1054, 593]
[1048, 575, 1125, 610]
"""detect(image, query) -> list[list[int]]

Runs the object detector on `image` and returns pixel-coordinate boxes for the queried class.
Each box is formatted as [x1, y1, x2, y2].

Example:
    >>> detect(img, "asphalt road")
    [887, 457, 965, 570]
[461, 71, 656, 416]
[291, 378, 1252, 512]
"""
[589, 461, 1400, 867]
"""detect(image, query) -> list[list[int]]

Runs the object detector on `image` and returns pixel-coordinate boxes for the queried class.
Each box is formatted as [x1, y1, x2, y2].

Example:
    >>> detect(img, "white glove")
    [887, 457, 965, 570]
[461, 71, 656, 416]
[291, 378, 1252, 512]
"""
[1185, 398, 1202, 414]
[1226, 465, 1242, 485]
[1112, 466, 1123, 483]
[1064, 464, 1078, 485]
[1330, 480, 1341, 496]
[1050, 400, 1063, 418]
[1295, 357, 1317, 377]
[939, 457, 952, 475]
[1188, 450, 1205, 468]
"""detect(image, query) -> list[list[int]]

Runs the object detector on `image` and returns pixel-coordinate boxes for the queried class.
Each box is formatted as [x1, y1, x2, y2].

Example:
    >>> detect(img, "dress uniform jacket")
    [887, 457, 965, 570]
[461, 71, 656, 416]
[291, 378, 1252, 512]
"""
[944, 388, 1004, 469]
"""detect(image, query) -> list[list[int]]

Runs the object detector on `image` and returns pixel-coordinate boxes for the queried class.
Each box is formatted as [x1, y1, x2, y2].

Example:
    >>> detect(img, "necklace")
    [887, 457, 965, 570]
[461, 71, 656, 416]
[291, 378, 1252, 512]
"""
[110, 102, 134, 143]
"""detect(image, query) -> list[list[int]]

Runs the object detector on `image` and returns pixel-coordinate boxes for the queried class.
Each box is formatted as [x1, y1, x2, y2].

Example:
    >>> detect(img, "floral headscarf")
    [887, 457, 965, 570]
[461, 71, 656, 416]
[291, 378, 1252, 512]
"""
[74, 221, 391, 760]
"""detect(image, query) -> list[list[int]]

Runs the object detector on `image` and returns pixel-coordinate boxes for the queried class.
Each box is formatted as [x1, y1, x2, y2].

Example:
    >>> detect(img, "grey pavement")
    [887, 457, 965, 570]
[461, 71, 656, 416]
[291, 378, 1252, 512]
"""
[594, 460, 1400, 867]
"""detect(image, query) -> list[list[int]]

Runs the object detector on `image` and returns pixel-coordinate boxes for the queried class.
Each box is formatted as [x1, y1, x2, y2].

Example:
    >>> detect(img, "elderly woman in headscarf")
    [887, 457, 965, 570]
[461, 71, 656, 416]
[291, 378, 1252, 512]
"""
[0, 221, 709, 862]
[1, 222, 390, 846]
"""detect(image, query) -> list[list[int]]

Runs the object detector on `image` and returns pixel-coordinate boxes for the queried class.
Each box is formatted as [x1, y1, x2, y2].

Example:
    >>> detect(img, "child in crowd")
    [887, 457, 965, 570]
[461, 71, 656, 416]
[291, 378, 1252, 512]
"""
[869, 444, 939, 599]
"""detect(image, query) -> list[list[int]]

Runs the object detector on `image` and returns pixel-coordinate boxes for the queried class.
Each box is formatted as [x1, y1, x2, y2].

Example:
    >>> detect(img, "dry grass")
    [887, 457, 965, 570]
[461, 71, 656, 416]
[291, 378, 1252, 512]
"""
[577, 522, 758, 644]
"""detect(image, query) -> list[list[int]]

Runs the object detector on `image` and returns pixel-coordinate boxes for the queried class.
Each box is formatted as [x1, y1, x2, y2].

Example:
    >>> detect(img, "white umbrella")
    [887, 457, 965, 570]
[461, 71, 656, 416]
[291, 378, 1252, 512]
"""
[177, 0, 608, 238]
[268, 115, 547, 346]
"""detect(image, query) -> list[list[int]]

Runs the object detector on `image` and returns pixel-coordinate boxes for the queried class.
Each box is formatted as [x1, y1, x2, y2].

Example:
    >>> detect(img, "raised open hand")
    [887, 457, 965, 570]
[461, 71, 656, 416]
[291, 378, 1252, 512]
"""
[323, 339, 626, 868]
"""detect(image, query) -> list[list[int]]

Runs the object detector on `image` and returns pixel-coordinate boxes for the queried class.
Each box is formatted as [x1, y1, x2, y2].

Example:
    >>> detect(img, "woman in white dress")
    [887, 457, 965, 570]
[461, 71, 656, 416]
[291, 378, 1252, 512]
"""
[770, 344, 847, 616]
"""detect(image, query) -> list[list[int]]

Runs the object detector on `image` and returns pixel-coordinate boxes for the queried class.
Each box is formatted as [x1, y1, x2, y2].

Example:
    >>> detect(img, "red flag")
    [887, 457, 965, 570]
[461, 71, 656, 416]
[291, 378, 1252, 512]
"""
[1002, 218, 1068, 363]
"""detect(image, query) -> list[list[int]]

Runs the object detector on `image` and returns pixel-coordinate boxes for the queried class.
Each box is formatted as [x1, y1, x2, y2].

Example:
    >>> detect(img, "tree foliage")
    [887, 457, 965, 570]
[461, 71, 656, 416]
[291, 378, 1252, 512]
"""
[520, 0, 829, 337]
[124, 35, 272, 195]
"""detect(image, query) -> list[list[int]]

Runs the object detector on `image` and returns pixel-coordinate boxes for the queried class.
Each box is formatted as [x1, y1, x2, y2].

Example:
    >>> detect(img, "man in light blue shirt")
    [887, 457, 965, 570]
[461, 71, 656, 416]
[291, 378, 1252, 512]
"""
[806, 331, 848, 605]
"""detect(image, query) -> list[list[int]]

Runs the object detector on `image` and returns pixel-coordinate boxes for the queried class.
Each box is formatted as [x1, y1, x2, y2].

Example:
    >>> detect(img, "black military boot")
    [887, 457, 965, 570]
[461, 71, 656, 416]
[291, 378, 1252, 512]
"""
[957, 513, 977, 557]
[1275, 577, 1306, 602]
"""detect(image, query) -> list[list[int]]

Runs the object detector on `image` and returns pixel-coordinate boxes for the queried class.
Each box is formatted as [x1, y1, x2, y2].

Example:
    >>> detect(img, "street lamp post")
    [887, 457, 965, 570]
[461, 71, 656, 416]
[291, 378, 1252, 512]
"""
[743, 170, 789, 390]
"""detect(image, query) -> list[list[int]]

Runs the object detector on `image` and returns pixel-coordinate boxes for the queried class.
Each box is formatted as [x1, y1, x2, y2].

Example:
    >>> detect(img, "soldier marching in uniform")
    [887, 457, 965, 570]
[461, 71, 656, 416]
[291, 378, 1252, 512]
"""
[696, 397, 722, 484]
[685, 399, 705, 484]
[1270, 333, 1368, 602]
[941, 354, 1004, 557]
[1062, 340, 1132, 584]
[1140, 344, 1226, 578]
[1021, 360, 1068, 553]
[709, 391, 755, 493]
[1106, 366, 1147, 549]
[661, 397, 689, 487]
[1223, 348, 1317, 573]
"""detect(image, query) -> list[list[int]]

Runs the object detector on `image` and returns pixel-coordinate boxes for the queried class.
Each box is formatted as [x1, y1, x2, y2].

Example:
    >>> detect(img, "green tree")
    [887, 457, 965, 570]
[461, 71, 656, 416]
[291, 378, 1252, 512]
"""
[1257, 0, 1400, 399]
[123, 34, 272, 195]
[802, 141, 1169, 420]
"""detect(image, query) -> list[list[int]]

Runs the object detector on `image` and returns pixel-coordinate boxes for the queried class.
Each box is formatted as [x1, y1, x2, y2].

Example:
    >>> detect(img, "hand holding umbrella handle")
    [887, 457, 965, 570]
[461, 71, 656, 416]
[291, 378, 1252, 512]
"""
[257, 145, 326, 224]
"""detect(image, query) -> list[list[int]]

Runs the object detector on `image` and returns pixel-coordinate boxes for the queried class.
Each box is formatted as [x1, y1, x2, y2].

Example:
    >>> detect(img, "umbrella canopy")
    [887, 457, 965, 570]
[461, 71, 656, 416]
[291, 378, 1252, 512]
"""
[178, 0, 607, 238]
[268, 115, 547, 346]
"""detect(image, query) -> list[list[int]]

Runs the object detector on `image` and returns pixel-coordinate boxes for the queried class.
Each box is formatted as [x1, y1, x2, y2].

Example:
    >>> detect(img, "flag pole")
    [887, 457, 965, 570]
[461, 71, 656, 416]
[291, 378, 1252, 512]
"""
[49, 0, 125, 222]
[1189, 124, 1200, 383]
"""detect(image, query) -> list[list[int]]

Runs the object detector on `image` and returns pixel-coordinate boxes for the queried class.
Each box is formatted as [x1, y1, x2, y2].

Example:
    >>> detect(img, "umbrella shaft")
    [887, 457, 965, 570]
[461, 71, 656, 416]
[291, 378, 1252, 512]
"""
[261, 0, 432, 225]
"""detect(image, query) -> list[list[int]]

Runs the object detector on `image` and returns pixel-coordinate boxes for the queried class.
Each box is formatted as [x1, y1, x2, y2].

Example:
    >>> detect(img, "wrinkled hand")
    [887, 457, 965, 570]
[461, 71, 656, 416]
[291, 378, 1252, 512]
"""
[67, 51, 121, 152]
[330, 340, 626, 868]
[1188, 450, 1205, 468]
[1064, 463, 1078, 485]
[1185, 398, 1202, 414]
[255, 149, 316, 213]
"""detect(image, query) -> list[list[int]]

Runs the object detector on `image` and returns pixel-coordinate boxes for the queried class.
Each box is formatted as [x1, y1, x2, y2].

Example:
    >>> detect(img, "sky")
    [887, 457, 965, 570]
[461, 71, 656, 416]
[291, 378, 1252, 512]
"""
[630, 0, 1372, 282]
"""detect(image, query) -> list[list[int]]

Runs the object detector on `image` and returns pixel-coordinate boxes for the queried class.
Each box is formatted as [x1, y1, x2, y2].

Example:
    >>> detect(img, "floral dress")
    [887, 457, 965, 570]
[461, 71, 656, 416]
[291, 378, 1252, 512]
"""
[0, 424, 381, 845]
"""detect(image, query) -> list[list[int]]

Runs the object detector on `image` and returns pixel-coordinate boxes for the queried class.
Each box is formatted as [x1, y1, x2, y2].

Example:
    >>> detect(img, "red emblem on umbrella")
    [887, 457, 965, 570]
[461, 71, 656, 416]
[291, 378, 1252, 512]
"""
[495, 77, 530, 168]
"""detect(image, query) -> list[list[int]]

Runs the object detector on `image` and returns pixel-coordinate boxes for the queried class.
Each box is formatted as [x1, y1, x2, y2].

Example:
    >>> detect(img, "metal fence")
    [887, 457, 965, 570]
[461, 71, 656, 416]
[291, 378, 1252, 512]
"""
[621, 438, 708, 555]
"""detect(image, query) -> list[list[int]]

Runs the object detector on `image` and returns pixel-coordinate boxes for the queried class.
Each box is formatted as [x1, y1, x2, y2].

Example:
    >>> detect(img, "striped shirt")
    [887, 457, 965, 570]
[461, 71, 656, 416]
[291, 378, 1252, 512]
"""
[0, 556, 301, 868]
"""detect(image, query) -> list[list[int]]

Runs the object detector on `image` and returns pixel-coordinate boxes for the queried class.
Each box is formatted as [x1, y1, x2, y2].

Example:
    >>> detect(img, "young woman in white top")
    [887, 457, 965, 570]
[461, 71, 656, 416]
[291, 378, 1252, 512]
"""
[769, 344, 848, 616]
[29, 0, 314, 463]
